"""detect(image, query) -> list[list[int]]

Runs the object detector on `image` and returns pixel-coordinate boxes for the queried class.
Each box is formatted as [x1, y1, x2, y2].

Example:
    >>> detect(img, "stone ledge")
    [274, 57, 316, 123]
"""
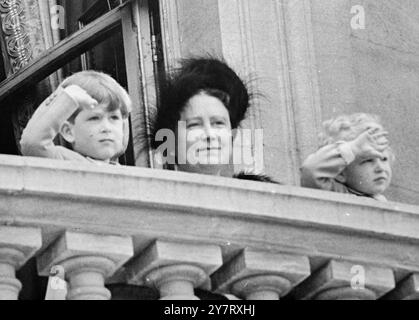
[1, 155, 419, 282]
[1, 155, 418, 237]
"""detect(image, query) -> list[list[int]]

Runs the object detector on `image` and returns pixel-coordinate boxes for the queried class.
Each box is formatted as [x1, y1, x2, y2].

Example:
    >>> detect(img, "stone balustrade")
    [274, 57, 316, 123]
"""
[291, 260, 395, 300]
[0, 154, 419, 300]
[127, 240, 222, 299]
[0, 227, 42, 300]
[37, 231, 133, 300]
[384, 273, 419, 300]
[212, 249, 310, 300]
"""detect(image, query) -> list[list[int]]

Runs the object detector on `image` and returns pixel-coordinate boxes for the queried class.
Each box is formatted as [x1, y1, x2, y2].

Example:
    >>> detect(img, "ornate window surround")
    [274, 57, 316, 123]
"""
[0, 0, 32, 74]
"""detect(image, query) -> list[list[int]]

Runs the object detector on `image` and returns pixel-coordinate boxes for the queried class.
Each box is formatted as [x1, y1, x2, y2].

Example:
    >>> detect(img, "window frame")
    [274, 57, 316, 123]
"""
[0, 0, 157, 167]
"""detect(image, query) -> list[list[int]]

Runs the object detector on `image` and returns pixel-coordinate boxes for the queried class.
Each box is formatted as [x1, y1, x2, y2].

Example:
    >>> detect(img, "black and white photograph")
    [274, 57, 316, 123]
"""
[0, 0, 418, 307]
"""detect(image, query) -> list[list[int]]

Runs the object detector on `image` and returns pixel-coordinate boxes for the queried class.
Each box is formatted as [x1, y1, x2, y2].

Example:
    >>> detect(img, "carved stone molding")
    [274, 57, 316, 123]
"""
[277, 0, 323, 168]
[0, 0, 32, 73]
[158, 0, 182, 71]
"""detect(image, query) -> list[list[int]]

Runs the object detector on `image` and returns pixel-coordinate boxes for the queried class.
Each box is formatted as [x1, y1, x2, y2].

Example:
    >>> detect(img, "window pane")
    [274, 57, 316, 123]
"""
[62, 26, 127, 88]
[57, 0, 127, 38]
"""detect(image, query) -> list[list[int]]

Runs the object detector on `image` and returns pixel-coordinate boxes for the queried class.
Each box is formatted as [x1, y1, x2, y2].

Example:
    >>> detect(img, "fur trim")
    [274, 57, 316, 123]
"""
[234, 171, 280, 184]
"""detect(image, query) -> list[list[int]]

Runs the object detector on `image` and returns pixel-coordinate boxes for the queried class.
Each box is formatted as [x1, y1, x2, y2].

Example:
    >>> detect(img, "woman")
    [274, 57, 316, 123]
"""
[109, 58, 277, 301]
[152, 57, 277, 183]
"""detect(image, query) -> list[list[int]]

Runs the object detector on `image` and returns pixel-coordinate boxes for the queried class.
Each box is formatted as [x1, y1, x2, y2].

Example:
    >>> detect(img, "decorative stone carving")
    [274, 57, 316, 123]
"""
[0, 0, 32, 73]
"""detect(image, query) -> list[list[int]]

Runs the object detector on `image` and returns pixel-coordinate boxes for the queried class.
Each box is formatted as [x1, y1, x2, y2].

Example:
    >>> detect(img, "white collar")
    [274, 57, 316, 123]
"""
[85, 157, 119, 166]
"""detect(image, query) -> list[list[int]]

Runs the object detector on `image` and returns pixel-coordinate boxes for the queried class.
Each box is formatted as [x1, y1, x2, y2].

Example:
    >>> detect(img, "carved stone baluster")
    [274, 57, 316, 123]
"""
[0, 227, 42, 300]
[127, 240, 222, 300]
[212, 248, 310, 300]
[384, 273, 419, 300]
[37, 231, 133, 300]
[292, 260, 395, 300]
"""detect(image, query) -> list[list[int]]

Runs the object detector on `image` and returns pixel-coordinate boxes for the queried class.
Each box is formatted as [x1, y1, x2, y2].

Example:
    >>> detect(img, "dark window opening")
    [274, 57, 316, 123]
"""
[57, 0, 127, 38]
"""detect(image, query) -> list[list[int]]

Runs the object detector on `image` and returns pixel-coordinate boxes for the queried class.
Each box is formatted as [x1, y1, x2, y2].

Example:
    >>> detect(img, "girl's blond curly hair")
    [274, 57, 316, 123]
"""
[319, 113, 383, 147]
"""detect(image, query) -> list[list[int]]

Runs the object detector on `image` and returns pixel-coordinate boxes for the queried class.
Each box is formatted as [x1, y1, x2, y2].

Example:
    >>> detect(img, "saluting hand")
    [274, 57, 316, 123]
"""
[348, 127, 389, 160]
[64, 84, 98, 109]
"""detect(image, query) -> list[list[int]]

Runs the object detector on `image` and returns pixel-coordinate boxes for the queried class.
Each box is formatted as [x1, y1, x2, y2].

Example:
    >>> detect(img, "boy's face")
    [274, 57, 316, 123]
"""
[343, 149, 393, 196]
[66, 104, 124, 162]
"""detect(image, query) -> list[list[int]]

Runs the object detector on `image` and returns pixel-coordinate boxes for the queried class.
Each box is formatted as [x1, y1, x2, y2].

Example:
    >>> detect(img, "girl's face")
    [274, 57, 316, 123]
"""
[343, 148, 393, 196]
[176, 92, 233, 175]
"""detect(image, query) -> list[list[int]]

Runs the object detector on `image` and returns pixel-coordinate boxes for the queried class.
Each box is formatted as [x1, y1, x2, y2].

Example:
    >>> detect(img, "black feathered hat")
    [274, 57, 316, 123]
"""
[151, 57, 251, 149]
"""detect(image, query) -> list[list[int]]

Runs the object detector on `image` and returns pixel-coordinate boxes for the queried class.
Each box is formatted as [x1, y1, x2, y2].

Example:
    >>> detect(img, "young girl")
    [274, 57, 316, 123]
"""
[301, 113, 393, 201]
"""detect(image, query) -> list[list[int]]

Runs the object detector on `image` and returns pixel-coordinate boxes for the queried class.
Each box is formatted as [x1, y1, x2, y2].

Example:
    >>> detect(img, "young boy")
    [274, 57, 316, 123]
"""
[20, 71, 132, 164]
[301, 113, 393, 201]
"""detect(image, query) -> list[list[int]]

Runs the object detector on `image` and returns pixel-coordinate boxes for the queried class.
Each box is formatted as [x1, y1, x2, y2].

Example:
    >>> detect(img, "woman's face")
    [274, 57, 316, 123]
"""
[176, 92, 232, 175]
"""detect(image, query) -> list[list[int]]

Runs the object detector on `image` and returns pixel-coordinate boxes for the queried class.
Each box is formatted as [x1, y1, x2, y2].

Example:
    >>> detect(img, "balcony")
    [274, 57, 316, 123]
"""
[0, 154, 419, 300]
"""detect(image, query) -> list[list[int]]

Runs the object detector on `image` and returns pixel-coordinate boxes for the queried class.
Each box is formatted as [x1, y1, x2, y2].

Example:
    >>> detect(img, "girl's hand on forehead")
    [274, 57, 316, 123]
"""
[64, 85, 98, 110]
[349, 128, 389, 160]
[369, 129, 389, 151]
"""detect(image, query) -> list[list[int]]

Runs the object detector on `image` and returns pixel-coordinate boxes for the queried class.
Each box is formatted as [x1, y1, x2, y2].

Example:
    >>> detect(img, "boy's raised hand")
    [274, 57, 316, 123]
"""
[64, 85, 98, 109]
[348, 127, 389, 160]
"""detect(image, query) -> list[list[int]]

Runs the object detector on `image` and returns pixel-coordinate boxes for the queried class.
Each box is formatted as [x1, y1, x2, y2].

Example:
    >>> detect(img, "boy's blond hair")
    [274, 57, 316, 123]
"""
[61, 70, 132, 122]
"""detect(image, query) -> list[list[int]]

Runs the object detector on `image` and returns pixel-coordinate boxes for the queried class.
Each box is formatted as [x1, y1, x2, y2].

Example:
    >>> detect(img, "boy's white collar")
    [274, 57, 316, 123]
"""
[86, 157, 120, 166]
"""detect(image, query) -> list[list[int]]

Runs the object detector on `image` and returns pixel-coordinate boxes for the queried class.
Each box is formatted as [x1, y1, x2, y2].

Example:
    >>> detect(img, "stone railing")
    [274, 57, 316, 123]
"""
[1, 154, 419, 300]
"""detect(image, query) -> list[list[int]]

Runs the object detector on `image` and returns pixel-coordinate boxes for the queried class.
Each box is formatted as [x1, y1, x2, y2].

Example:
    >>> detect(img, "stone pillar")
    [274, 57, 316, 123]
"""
[37, 231, 133, 300]
[212, 248, 310, 300]
[127, 240, 222, 300]
[0, 227, 42, 300]
[292, 260, 395, 300]
[384, 273, 419, 300]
